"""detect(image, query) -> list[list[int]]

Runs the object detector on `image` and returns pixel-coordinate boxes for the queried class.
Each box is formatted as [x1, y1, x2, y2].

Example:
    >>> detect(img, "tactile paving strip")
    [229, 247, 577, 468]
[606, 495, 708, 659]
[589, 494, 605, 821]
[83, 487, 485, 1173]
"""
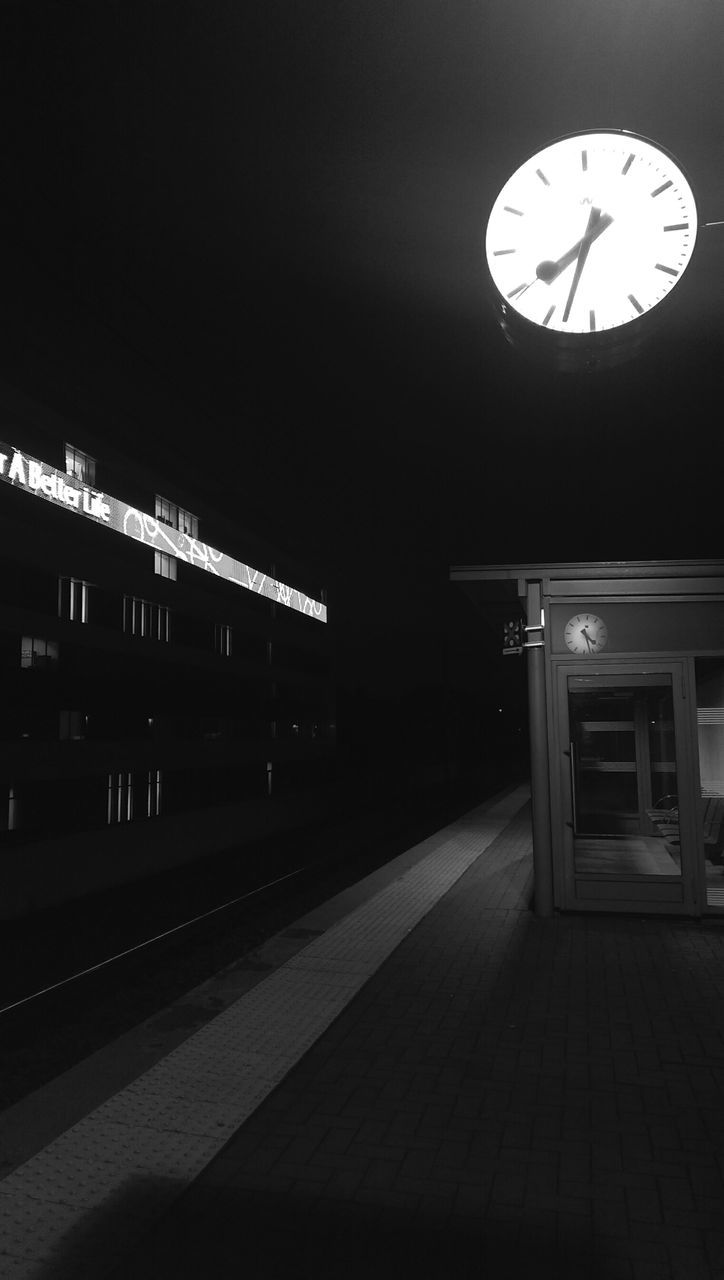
[0, 786, 529, 1278]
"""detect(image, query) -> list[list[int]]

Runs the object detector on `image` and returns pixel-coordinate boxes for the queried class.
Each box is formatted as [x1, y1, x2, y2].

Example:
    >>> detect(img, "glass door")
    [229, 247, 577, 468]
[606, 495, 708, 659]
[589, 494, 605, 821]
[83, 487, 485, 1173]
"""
[694, 658, 724, 911]
[560, 668, 694, 910]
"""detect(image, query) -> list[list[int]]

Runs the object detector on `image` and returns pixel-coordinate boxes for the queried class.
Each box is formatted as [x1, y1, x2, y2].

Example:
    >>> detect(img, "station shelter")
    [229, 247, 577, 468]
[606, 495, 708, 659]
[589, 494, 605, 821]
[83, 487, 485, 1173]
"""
[450, 561, 724, 918]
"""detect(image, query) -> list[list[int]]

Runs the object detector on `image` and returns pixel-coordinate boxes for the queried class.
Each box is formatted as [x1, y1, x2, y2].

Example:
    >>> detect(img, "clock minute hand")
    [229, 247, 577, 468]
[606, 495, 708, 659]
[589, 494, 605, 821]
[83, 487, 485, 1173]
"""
[562, 206, 609, 323]
[536, 209, 614, 284]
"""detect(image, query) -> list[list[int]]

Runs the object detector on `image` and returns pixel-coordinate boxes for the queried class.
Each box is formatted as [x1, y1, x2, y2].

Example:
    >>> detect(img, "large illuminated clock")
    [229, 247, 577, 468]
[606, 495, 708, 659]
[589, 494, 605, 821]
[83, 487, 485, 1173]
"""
[484, 129, 698, 366]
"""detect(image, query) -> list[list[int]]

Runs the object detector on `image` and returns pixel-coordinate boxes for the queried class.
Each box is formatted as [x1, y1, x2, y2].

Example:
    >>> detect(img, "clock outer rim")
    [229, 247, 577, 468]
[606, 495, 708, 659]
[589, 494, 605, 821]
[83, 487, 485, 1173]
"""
[564, 612, 608, 654]
[483, 126, 699, 352]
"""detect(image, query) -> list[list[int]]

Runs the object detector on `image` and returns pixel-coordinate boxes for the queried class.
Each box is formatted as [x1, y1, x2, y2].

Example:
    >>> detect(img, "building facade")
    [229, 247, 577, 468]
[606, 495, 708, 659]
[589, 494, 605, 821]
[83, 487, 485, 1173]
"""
[451, 561, 724, 918]
[0, 382, 333, 919]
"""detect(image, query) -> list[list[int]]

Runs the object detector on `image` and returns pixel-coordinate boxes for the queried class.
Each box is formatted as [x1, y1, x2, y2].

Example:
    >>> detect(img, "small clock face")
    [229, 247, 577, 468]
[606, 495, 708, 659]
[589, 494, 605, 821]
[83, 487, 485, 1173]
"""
[485, 130, 697, 335]
[564, 613, 608, 655]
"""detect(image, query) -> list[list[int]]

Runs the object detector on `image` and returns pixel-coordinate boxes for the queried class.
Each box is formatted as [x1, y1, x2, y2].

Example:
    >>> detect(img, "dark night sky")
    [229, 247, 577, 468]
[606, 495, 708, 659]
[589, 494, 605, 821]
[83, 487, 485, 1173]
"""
[1, 1, 724, 691]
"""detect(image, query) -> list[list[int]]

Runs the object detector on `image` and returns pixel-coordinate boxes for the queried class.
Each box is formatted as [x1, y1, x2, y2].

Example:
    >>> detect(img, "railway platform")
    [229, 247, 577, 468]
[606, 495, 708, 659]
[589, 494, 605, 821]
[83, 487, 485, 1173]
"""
[2, 783, 724, 1278]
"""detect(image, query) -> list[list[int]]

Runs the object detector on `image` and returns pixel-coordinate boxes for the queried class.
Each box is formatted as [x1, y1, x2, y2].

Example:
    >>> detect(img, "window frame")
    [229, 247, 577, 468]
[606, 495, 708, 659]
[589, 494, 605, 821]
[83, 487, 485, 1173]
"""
[147, 768, 163, 818]
[155, 495, 198, 540]
[21, 636, 59, 668]
[59, 710, 85, 740]
[214, 622, 232, 657]
[107, 770, 134, 824]
[154, 550, 178, 581]
[64, 443, 96, 486]
[123, 595, 170, 641]
[58, 577, 90, 623]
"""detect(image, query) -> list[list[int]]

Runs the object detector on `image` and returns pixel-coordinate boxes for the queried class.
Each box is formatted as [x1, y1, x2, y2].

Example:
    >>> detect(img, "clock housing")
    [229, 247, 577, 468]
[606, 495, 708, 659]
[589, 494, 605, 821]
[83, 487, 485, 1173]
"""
[564, 613, 608, 655]
[484, 129, 698, 370]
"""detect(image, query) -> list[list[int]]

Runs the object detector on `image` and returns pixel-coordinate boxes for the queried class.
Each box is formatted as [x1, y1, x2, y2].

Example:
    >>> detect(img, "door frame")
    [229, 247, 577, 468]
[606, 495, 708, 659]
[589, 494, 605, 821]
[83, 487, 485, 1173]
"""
[551, 659, 701, 914]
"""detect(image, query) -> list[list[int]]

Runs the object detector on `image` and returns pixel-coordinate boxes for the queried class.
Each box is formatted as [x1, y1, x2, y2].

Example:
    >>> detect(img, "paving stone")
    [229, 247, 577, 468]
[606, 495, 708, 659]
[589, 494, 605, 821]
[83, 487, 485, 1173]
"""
[7, 785, 724, 1280]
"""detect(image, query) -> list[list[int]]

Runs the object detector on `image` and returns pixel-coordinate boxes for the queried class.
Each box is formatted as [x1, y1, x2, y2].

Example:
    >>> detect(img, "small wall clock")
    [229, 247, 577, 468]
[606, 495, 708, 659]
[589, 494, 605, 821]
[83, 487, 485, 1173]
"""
[564, 613, 608, 655]
[484, 129, 698, 368]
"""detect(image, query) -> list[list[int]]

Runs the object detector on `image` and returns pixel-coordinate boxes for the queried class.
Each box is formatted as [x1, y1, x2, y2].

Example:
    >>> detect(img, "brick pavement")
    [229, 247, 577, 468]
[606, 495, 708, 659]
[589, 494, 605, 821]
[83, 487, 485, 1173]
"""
[104, 800, 724, 1280]
[5, 789, 724, 1279]
[0, 788, 528, 1277]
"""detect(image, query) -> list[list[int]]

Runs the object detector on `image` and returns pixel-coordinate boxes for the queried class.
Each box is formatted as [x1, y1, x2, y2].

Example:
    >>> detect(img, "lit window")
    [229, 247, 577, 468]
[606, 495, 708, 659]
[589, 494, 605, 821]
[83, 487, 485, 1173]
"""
[147, 769, 162, 818]
[155, 495, 198, 540]
[106, 770, 161, 821]
[58, 577, 90, 623]
[107, 771, 133, 823]
[65, 444, 96, 486]
[178, 508, 197, 538]
[59, 710, 85, 740]
[123, 596, 170, 641]
[154, 550, 178, 580]
[215, 623, 232, 656]
[21, 637, 59, 668]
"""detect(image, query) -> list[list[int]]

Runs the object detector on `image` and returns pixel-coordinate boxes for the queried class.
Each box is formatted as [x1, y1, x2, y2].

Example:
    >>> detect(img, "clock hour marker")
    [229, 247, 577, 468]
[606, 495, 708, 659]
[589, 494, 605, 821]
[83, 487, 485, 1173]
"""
[628, 294, 644, 314]
[507, 282, 528, 298]
[651, 179, 673, 197]
[581, 150, 588, 171]
[664, 222, 689, 232]
[622, 153, 635, 175]
[504, 205, 524, 216]
[492, 248, 516, 255]
[655, 263, 679, 276]
[536, 168, 550, 186]
[589, 310, 596, 332]
[542, 304, 555, 327]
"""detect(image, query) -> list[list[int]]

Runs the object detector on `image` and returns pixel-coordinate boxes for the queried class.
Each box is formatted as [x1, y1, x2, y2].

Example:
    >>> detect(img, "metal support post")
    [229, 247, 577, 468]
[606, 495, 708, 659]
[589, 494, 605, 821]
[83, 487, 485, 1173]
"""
[525, 580, 554, 917]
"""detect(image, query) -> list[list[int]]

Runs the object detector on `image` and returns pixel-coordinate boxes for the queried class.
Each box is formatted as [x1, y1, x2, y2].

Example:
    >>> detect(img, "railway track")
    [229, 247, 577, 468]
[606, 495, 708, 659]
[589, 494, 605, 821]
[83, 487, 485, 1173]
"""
[0, 778, 506, 1111]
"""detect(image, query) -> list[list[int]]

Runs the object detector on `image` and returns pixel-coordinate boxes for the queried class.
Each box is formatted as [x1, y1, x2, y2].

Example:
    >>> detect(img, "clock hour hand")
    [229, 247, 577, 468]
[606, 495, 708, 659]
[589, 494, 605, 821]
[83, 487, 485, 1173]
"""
[536, 209, 613, 284]
[510, 208, 613, 303]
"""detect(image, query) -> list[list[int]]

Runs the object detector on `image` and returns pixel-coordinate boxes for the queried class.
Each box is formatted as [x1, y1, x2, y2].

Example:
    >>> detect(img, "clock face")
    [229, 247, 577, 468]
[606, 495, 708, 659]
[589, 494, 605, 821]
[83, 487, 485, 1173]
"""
[564, 613, 608, 655]
[485, 130, 697, 335]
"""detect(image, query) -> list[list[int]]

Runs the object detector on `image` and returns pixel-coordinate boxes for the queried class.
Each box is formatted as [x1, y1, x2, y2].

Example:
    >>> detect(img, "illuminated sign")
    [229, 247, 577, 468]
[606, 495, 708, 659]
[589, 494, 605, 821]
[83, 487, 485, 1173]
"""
[0, 448, 111, 522]
[0, 444, 327, 623]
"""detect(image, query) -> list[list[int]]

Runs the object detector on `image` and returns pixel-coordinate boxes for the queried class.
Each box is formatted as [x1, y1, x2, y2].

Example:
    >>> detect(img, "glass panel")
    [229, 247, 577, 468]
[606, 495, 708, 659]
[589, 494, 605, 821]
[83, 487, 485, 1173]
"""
[65, 444, 96, 486]
[569, 679, 681, 876]
[154, 551, 178, 580]
[694, 659, 724, 908]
